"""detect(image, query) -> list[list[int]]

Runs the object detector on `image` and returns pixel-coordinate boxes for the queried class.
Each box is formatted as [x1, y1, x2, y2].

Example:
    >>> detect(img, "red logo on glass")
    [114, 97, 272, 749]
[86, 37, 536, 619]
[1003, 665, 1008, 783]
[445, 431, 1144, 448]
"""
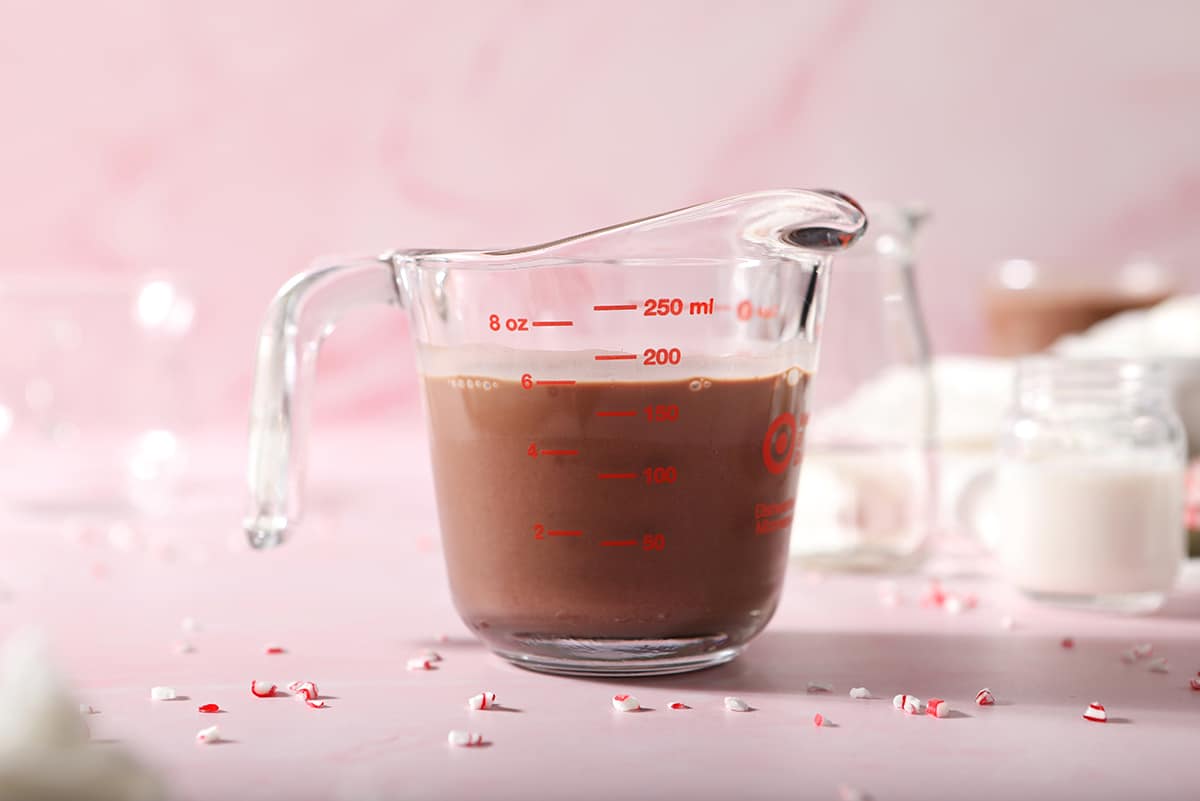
[761, 412, 796, 475]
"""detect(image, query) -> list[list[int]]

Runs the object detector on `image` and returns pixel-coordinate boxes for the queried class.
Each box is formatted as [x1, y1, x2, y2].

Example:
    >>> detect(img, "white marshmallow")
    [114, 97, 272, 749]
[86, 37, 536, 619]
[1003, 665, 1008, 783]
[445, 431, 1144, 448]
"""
[149, 686, 176, 701]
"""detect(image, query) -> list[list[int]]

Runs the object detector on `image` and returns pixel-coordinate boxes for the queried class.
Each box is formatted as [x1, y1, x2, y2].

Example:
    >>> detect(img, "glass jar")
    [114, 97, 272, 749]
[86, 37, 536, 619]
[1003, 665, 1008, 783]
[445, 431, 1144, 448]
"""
[993, 358, 1187, 613]
[790, 203, 936, 571]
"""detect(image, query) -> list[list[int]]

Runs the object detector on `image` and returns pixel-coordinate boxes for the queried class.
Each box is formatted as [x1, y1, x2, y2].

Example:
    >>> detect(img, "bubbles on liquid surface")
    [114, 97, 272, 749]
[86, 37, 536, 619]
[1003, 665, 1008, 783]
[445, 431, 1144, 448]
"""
[450, 377, 496, 391]
[786, 368, 803, 387]
[688, 379, 714, 392]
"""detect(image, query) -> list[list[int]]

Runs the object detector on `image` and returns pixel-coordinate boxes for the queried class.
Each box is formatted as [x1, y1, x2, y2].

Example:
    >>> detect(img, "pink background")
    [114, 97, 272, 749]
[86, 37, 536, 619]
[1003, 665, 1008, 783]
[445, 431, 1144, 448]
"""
[3, 0, 1200, 423]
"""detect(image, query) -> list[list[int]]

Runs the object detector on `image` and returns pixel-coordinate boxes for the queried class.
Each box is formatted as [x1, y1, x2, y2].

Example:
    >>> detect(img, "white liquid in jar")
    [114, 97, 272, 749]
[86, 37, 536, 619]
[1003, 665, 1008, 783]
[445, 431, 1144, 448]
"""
[994, 455, 1185, 596]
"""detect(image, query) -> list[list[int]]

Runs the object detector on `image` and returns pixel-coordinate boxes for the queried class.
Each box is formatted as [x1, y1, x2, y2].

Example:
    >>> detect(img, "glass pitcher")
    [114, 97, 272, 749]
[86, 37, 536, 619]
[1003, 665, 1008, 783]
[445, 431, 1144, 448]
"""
[245, 189, 867, 676]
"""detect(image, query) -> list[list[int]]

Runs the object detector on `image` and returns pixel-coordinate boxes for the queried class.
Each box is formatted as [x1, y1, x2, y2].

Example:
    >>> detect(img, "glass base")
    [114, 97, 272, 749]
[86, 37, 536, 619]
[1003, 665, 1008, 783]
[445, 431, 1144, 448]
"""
[492, 636, 744, 677]
[791, 545, 925, 574]
[1022, 588, 1167, 615]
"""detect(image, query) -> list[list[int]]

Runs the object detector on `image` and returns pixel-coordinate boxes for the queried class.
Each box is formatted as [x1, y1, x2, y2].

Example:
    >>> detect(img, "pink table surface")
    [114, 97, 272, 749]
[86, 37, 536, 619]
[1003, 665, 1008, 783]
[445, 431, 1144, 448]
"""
[2, 424, 1199, 801]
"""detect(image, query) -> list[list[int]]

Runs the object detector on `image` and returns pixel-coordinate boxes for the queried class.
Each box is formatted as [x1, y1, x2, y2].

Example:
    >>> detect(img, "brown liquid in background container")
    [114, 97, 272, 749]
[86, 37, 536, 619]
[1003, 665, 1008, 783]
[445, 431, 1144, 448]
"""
[423, 370, 807, 655]
[983, 259, 1173, 356]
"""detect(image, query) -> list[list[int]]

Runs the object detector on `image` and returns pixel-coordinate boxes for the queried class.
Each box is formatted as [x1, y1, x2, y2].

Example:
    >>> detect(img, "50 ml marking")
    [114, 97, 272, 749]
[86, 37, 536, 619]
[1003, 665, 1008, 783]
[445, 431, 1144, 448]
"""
[600, 534, 666, 550]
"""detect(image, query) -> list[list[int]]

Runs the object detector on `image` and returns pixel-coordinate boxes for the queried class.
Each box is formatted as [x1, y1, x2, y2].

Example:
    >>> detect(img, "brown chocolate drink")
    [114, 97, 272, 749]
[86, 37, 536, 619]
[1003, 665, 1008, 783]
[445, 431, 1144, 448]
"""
[423, 369, 808, 660]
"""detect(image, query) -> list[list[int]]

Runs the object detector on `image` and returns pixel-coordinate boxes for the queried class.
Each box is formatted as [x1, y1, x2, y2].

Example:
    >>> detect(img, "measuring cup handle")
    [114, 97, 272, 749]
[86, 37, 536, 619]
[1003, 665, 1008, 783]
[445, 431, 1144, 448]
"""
[245, 256, 401, 548]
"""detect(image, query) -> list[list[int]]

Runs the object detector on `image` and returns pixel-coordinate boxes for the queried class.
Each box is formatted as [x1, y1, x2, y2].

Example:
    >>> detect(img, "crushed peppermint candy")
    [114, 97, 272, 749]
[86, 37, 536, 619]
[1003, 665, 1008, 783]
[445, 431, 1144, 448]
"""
[287, 680, 318, 700]
[903, 696, 925, 715]
[198, 703, 220, 713]
[264, 645, 286, 655]
[1188, 674, 1200, 691]
[447, 730, 483, 747]
[304, 698, 328, 709]
[250, 680, 277, 698]
[1061, 637, 1075, 649]
[975, 688, 995, 706]
[407, 657, 435, 671]
[1083, 702, 1107, 723]
[849, 687, 871, 699]
[1147, 657, 1169, 673]
[611, 694, 640, 712]
[195, 725, 221, 744]
[1133, 643, 1153, 659]
[724, 696, 751, 712]
[150, 686, 177, 701]
[926, 698, 950, 718]
[1121, 649, 1138, 664]
[468, 692, 497, 710]
[813, 713, 825, 727]
[668, 701, 689, 710]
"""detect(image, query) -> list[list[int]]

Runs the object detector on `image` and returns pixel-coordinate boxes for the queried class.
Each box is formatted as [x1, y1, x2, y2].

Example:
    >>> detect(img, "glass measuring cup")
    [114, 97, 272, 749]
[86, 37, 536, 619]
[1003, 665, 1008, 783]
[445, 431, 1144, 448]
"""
[246, 189, 867, 675]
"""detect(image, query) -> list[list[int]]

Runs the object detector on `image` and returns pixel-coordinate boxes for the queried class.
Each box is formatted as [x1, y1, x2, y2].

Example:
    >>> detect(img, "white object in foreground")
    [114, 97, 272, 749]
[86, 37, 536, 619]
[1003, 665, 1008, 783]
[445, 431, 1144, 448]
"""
[723, 696, 751, 712]
[611, 694, 640, 712]
[149, 686, 177, 701]
[447, 730, 483, 747]
[195, 725, 221, 745]
[849, 687, 871, 699]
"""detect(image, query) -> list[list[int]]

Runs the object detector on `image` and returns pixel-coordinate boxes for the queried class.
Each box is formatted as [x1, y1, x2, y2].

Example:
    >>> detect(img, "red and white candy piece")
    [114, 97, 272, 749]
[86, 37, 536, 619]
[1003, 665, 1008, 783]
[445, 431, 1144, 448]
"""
[612, 694, 640, 712]
[975, 688, 995, 706]
[1188, 674, 1200, 691]
[1083, 702, 1107, 723]
[447, 730, 483, 747]
[1120, 649, 1138, 664]
[150, 686, 177, 701]
[813, 713, 825, 727]
[287, 680, 318, 700]
[198, 703, 220, 713]
[250, 680, 277, 698]
[926, 698, 951, 718]
[724, 696, 751, 712]
[195, 725, 221, 744]
[1133, 643, 1153, 659]
[1061, 637, 1075, 649]
[406, 657, 435, 671]
[468, 692, 497, 710]
[903, 697, 925, 715]
[849, 687, 871, 699]
[892, 694, 915, 710]
[1147, 657, 1169, 674]
[304, 698, 328, 709]
[668, 701, 689, 710]
[264, 645, 286, 655]
[806, 681, 833, 693]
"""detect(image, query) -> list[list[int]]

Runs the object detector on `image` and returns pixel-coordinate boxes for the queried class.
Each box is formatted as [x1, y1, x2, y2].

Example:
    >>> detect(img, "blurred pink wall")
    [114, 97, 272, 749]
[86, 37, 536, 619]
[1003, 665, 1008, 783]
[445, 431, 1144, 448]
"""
[2, 0, 1199, 425]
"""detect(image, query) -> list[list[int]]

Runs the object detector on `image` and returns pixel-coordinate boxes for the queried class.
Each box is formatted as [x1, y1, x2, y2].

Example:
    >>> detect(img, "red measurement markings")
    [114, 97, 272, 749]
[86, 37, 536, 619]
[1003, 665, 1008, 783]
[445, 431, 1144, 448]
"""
[597, 472, 638, 480]
[595, 353, 638, 361]
[531, 320, 573, 327]
[600, 539, 638, 547]
[540, 449, 578, 456]
[595, 410, 638, 418]
[534, 379, 576, 386]
[593, 304, 638, 311]
[547, 530, 583, 537]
